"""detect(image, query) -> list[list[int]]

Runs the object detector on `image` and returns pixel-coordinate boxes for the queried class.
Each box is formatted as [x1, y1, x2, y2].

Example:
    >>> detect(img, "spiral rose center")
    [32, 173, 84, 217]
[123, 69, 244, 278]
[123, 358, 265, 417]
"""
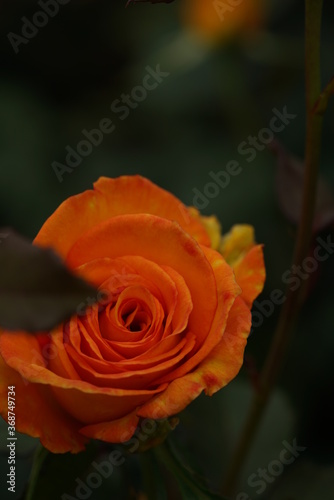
[97, 284, 164, 343]
[119, 300, 151, 332]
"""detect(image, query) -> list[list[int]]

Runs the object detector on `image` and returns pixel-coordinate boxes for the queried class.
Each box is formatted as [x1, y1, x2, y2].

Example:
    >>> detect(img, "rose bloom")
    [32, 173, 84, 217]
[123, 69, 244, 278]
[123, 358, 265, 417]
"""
[0, 176, 265, 453]
[181, 0, 264, 45]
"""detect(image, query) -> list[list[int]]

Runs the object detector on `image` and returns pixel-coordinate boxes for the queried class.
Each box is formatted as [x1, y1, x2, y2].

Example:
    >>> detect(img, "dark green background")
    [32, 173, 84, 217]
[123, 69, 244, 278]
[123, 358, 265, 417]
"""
[0, 0, 334, 498]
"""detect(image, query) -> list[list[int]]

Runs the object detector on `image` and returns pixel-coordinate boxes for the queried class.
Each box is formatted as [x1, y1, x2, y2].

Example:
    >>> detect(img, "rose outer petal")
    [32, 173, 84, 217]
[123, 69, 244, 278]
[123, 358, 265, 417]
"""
[154, 244, 240, 384]
[219, 225, 265, 307]
[233, 245, 265, 308]
[0, 332, 168, 425]
[0, 348, 87, 453]
[79, 409, 140, 443]
[34, 176, 211, 258]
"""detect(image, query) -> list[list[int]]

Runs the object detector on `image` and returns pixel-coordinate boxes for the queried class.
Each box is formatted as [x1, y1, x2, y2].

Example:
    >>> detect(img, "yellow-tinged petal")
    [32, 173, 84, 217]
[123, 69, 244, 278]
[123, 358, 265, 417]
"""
[188, 207, 222, 250]
[219, 224, 255, 267]
[197, 296, 252, 396]
[233, 245, 266, 308]
[137, 376, 204, 419]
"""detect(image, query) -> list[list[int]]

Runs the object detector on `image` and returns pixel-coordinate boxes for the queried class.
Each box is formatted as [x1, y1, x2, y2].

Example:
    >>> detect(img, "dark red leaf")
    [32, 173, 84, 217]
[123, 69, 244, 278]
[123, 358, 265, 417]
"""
[0, 229, 97, 332]
[271, 140, 334, 234]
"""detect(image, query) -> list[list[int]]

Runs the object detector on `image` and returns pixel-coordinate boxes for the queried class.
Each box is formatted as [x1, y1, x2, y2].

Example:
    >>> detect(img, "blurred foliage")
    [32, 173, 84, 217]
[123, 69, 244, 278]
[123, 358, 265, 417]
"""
[0, 0, 334, 498]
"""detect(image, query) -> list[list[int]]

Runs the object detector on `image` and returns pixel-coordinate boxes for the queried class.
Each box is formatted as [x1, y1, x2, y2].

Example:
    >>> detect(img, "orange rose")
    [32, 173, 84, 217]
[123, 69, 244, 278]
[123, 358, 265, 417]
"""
[0, 176, 265, 453]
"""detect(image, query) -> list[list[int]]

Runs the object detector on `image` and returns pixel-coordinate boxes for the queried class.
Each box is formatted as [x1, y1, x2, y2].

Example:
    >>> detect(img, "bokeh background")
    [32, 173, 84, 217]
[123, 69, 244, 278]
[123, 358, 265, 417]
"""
[1, 0, 334, 498]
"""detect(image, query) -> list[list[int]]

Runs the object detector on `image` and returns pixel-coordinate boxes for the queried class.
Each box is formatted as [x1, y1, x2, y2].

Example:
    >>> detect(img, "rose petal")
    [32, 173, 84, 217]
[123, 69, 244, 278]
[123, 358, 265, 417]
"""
[0, 331, 167, 396]
[233, 245, 266, 307]
[66, 214, 218, 349]
[75, 256, 193, 340]
[136, 376, 204, 420]
[194, 296, 252, 396]
[137, 297, 251, 418]
[0, 350, 87, 453]
[153, 245, 240, 384]
[0, 331, 169, 425]
[50, 385, 161, 424]
[188, 207, 222, 250]
[34, 176, 211, 258]
[219, 224, 256, 266]
[63, 332, 196, 390]
[79, 409, 140, 443]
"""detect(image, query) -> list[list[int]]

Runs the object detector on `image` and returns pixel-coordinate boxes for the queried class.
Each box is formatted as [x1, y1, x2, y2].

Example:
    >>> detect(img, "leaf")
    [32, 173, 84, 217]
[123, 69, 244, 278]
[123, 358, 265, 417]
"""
[154, 439, 227, 500]
[0, 229, 97, 332]
[25, 445, 50, 500]
[140, 449, 168, 500]
[22, 442, 121, 500]
[0, 419, 38, 499]
[271, 140, 334, 234]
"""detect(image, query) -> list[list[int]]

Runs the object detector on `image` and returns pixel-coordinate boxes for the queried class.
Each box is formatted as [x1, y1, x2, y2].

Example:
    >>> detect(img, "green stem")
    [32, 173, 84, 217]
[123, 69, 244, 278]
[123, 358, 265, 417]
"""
[140, 450, 158, 500]
[154, 441, 201, 496]
[222, 0, 324, 495]
[155, 440, 227, 499]
[25, 445, 49, 500]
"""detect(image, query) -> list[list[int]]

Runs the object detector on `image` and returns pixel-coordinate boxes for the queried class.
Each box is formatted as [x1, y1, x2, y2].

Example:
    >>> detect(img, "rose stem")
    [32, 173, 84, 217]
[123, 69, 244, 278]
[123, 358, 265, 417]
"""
[25, 445, 49, 500]
[140, 450, 158, 500]
[222, 0, 324, 495]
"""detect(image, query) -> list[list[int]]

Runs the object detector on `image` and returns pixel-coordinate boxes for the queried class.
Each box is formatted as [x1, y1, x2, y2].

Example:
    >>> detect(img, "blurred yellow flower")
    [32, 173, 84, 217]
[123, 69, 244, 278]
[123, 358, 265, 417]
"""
[180, 0, 264, 45]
